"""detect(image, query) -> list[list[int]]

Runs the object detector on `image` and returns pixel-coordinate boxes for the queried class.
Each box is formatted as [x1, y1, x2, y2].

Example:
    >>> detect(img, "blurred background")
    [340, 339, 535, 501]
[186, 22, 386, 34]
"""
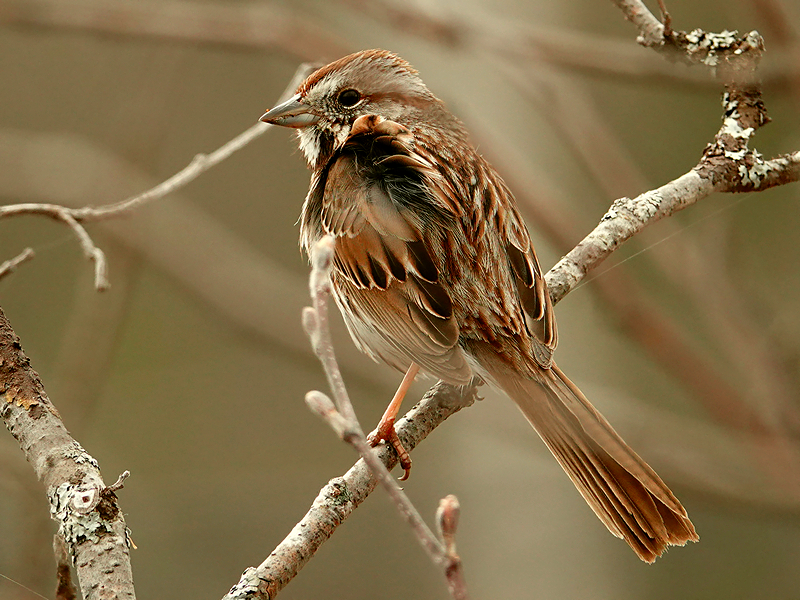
[2, 0, 800, 598]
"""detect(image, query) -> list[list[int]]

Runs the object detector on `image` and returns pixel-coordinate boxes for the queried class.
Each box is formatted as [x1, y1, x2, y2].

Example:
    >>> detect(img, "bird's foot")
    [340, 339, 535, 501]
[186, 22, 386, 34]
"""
[367, 418, 412, 481]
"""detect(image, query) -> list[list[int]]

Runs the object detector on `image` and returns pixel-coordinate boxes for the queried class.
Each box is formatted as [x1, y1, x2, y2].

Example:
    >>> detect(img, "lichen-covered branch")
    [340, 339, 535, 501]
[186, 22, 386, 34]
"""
[545, 145, 800, 303]
[546, 170, 712, 303]
[548, 16, 800, 302]
[0, 306, 136, 600]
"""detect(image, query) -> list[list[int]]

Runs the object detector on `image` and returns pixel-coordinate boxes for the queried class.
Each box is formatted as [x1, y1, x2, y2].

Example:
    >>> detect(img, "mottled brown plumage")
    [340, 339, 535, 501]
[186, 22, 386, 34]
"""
[261, 49, 698, 562]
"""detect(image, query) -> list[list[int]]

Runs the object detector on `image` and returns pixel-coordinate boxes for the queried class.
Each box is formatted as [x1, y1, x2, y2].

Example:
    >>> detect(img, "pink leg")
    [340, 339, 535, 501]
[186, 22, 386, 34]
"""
[367, 363, 419, 480]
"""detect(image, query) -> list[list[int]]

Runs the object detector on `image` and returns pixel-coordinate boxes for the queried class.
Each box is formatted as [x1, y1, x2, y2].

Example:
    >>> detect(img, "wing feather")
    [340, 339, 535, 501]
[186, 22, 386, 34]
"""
[495, 185, 557, 365]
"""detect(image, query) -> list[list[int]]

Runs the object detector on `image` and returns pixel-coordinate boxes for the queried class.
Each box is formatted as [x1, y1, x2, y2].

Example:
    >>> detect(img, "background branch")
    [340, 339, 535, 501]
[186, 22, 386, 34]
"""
[0, 247, 34, 281]
[0, 0, 350, 62]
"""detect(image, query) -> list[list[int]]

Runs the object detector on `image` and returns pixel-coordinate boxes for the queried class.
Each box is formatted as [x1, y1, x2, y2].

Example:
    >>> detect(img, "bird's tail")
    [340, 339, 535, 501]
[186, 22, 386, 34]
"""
[488, 360, 698, 562]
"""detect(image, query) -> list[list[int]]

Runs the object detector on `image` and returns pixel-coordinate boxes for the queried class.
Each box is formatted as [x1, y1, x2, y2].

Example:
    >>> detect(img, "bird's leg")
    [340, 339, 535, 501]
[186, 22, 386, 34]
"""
[367, 363, 419, 480]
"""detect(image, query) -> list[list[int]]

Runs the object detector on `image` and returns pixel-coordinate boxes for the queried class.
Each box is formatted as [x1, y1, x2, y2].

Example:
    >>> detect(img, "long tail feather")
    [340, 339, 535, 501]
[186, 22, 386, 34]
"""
[488, 360, 698, 563]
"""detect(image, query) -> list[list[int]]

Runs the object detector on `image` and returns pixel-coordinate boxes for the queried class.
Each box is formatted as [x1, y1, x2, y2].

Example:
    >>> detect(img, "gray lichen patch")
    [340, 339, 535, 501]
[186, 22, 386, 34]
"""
[50, 478, 113, 553]
[737, 151, 770, 188]
[63, 440, 101, 468]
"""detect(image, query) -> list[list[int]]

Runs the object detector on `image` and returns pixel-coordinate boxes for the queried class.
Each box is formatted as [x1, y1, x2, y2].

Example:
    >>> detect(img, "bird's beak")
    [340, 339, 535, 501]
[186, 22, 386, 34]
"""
[260, 94, 321, 128]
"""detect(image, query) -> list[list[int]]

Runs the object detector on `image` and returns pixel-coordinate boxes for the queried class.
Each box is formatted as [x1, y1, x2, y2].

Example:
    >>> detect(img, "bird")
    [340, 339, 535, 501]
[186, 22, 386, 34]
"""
[260, 49, 698, 563]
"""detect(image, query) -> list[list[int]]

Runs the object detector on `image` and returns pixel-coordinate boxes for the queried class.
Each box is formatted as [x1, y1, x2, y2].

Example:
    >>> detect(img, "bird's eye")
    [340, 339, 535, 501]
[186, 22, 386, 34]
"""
[337, 89, 362, 107]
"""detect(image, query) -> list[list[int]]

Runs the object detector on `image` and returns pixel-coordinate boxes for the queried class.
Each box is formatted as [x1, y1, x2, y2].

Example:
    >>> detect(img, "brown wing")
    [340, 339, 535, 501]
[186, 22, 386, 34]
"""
[318, 115, 472, 384]
[498, 192, 557, 367]
[456, 156, 557, 370]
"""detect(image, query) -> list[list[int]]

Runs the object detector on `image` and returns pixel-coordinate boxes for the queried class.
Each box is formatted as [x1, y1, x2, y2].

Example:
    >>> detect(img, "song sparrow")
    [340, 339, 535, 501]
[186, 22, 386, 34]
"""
[260, 49, 697, 562]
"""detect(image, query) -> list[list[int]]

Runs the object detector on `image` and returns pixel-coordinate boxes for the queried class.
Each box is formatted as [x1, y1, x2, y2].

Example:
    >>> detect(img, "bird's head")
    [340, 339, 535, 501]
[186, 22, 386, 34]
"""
[260, 49, 440, 168]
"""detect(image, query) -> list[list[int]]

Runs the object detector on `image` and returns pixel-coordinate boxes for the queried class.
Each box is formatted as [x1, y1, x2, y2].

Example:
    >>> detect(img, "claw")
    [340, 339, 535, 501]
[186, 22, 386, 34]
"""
[367, 418, 412, 479]
[389, 429, 412, 480]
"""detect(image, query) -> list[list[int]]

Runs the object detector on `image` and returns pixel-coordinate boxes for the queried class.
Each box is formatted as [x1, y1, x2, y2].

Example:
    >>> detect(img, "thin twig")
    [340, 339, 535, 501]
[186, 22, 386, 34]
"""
[436, 495, 467, 600]
[71, 60, 316, 223]
[302, 236, 362, 430]
[610, 0, 666, 47]
[0, 205, 110, 290]
[106, 470, 130, 493]
[656, 0, 672, 38]
[72, 129, 266, 222]
[58, 208, 110, 291]
[302, 236, 468, 598]
[0, 247, 35, 281]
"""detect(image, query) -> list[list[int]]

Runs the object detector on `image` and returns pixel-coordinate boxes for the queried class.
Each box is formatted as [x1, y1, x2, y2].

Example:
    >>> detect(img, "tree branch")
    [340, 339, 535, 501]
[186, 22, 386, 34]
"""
[0, 306, 136, 600]
[547, 18, 800, 302]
